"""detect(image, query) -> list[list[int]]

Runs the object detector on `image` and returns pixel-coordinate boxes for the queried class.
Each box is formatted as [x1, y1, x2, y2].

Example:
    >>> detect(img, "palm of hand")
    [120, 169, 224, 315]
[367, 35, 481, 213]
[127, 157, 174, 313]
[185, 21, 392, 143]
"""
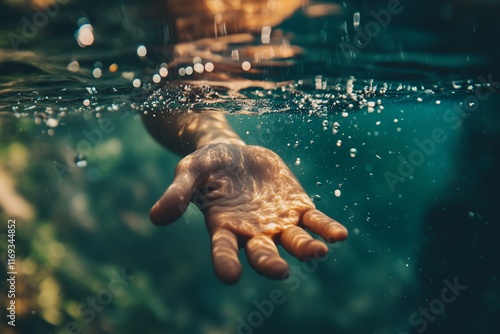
[150, 143, 347, 284]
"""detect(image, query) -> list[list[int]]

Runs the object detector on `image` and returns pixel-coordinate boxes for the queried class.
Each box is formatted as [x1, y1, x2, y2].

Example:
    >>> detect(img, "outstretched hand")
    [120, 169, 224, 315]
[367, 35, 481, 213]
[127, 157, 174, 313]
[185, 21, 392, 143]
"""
[150, 143, 348, 284]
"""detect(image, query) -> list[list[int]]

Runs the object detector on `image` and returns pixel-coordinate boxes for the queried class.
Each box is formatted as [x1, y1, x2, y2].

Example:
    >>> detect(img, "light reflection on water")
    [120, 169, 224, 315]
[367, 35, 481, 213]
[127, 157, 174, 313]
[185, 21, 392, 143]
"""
[1, 0, 495, 119]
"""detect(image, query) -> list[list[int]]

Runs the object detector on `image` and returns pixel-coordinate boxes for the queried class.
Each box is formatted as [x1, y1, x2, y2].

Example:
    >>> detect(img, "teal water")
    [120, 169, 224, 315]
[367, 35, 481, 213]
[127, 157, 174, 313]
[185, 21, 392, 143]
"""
[1, 1, 499, 334]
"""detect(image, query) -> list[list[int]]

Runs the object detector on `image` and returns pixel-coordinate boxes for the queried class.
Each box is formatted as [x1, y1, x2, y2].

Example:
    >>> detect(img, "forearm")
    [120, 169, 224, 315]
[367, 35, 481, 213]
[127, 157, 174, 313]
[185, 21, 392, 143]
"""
[141, 112, 246, 156]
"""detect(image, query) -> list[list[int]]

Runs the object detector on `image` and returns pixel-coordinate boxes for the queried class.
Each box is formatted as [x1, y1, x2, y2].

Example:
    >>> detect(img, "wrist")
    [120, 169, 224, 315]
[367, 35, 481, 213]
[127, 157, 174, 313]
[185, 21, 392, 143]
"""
[195, 132, 246, 150]
[193, 113, 246, 150]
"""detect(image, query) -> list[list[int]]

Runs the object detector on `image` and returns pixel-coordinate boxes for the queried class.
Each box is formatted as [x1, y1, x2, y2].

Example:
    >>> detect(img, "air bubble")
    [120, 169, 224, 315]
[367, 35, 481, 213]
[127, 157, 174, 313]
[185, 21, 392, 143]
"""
[205, 62, 214, 72]
[242, 61, 251, 71]
[132, 79, 141, 88]
[353, 12, 360, 28]
[349, 148, 358, 158]
[46, 118, 58, 128]
[159, 67, 168, 77]
[77, 23, 94, 47]
[92, 68, 102, 78]
[312, 194, 322, 201]
[194, 63, 204, 73]
[109, 63, 118, 72]
[67, 61, 80, 72]
[137, 45, 147, 57]
[74, 154, 88, 168]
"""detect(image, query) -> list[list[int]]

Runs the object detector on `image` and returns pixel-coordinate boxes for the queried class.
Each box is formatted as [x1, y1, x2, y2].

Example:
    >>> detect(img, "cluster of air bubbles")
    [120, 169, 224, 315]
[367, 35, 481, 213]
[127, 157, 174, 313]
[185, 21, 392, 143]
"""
[67, 58, 120, 79]
[288, 77, 393, 118]
[133, 83, 222, 114]
[11, 66, 488, 142]
[331, 121, 340, 134]
[178, 58, 215, 77]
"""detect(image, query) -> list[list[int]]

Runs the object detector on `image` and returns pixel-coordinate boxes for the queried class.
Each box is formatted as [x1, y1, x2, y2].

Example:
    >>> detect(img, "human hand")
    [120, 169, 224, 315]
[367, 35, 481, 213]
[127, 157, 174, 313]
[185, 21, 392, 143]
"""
[150, 143, 348, 284]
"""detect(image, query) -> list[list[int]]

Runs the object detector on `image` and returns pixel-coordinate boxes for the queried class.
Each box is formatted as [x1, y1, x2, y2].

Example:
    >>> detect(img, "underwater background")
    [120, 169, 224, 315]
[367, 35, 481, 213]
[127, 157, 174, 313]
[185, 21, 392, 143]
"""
[1, 0, 500, 333]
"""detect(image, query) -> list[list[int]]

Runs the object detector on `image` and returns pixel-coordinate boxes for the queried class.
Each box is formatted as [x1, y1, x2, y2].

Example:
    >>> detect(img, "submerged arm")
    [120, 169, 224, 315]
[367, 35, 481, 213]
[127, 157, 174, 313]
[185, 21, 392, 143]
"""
[141, 112, 245, 156]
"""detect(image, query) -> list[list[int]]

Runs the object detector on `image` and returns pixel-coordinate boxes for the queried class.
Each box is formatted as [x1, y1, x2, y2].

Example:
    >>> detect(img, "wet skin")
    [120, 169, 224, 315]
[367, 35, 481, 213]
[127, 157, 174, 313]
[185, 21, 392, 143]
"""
[143, 112, 348, 284]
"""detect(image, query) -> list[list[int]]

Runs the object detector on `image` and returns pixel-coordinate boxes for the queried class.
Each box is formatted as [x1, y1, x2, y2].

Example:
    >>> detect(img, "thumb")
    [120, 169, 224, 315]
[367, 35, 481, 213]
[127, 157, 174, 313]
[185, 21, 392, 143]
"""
[150, 172, 196, 226]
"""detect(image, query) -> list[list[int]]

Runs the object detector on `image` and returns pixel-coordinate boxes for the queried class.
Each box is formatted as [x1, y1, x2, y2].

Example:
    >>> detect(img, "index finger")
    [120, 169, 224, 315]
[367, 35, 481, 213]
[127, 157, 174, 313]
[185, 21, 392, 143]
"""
[150, 171, 196, 226]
